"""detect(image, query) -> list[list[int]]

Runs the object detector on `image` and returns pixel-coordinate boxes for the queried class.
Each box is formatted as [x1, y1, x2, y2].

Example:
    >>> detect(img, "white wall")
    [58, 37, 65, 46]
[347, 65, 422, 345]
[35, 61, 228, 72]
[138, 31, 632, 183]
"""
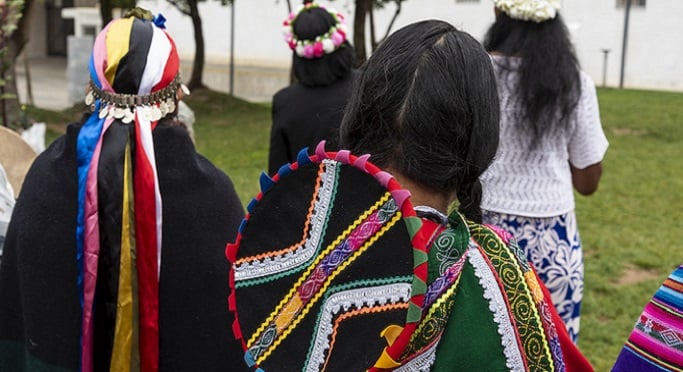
[138, 0, 497, 66]
[137, 0, 294, 66]
[99, 0, 683, 92]
[563, 0, 683, 90]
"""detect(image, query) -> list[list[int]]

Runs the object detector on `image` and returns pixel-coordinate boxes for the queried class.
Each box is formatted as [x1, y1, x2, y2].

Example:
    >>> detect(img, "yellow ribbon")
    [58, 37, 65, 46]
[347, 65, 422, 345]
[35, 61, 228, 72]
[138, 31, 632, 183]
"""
[111, 144, 138, 371]
[371, 325, 404, 369]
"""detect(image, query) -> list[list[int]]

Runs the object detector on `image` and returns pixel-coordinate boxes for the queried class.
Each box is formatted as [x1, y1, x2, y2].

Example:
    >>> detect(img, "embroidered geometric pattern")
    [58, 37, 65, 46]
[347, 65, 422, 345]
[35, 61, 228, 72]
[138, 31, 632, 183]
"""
[246, 195, 401, 363]
[482, 211, 584, 343]
[384, 213, 566, 372]
[469, 223, 556, 372]
[228, 144, 571, 371]
[431, 228, 466, 276]
[227, 143, 430, 371]
[635, 316, 683, 351]
[401, 265, 462, 360]
[613, 264, 683, 371]
[423, 253, 467, 309]
[233, 160, 339, 284]
[536, 288, 566, 372]
[304, 282, 412, 371]
[469, 245, 527, 372]
[394, 341, 438, 372]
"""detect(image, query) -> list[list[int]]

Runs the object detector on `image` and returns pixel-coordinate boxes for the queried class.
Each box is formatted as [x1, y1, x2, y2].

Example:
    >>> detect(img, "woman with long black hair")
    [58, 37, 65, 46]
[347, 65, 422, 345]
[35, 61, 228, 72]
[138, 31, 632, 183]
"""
[339, 19, 592, 371]
[481, 0, 609, 344]
[228, 19, 593, 371]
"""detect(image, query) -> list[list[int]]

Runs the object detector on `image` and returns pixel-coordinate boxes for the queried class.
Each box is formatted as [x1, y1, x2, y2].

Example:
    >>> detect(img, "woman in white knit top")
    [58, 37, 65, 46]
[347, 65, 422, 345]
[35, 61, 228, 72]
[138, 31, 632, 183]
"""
[480, 0, 609, 344]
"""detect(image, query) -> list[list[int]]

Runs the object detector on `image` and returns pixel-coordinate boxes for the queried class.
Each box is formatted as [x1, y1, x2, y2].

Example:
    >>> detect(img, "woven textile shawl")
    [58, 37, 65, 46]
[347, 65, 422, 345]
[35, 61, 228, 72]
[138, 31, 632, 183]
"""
[227, 142, 431, 371]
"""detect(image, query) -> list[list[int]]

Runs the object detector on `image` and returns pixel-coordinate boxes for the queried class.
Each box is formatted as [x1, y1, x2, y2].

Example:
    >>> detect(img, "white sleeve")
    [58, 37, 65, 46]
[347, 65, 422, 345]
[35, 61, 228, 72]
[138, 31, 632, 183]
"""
[568, 71, 609, 169]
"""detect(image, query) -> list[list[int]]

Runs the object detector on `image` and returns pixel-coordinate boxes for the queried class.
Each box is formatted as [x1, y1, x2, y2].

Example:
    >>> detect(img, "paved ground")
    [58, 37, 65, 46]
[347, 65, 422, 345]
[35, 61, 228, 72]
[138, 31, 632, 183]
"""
[14, 57, 287, 110]
[15, 57, 70, 111]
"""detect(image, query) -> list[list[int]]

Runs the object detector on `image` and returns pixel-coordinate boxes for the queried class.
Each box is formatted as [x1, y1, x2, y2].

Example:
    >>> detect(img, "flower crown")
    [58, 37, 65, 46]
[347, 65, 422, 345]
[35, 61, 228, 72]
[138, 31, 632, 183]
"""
[493, 0, 560, 23]
[283, 2, 348, 59]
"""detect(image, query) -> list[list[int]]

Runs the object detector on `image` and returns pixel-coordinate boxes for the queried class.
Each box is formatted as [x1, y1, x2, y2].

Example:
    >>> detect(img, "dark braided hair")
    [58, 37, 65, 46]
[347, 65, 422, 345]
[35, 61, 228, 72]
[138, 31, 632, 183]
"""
[484, 12, 581, 147]
[340, 20, 499, 223]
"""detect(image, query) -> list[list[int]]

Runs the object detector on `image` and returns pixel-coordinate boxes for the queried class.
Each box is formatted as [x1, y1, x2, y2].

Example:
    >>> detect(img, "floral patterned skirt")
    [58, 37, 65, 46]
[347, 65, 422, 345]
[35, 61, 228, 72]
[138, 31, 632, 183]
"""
[482, 210, 583, 343]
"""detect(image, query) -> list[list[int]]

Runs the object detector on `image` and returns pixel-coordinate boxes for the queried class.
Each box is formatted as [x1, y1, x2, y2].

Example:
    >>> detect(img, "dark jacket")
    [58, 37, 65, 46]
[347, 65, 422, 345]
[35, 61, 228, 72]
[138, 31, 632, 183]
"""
[268, 71, 358, 175]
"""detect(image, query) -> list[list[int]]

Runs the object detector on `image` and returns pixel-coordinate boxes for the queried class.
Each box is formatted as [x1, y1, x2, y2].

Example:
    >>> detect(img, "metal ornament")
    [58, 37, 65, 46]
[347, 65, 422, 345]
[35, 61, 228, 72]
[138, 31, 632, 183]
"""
[159, 101, 169, 117]
[98, 106, 109, 119]
[87, 74, 183, 125]
[85, 90, 95, 106]
[180, 84, 191, 96]
[150, 105, 162, 122]
[166, 99, 176, 114]
[122, 109, 135, 124]
[113, 107, 126, 119]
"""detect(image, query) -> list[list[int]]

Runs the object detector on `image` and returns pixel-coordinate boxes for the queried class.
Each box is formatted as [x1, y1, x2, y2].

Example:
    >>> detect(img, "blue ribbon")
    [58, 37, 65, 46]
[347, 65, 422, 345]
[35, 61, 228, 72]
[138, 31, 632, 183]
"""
[153, 13, 167, 29]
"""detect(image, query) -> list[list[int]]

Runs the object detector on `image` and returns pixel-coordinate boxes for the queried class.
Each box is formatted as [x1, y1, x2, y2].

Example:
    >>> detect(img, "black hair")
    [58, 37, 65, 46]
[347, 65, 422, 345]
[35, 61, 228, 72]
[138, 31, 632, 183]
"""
[484, 12, 580, 146]
[340, 20, 500, 223]
[291, 6, 355, 87]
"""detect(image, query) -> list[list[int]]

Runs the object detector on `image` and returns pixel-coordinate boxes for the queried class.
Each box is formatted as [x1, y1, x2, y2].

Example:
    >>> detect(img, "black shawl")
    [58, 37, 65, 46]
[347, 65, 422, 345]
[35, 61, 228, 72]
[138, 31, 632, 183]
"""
[0, 121, 249, 371]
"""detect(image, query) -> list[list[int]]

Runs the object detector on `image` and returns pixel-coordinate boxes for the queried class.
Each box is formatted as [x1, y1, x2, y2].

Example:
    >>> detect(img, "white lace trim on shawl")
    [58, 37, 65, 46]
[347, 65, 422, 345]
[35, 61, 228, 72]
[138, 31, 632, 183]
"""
[234, 159, 338, 281]
[394, 341, 438, 372]
[304, 283, 412, 372]
[469, 245, 526, 372]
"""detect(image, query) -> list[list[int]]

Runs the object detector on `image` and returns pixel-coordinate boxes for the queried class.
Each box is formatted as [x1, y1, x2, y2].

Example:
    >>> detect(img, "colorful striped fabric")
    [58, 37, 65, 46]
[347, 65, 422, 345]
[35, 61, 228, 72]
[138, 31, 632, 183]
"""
[613, 264, 683, 372]
[75, 11, 179, 372]
[393, 215, 568, 372]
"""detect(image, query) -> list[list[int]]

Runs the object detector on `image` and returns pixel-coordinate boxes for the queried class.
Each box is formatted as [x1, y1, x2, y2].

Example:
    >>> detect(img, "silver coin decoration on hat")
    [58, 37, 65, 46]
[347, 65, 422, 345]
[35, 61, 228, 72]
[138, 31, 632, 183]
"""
[85, 75, 184, 124]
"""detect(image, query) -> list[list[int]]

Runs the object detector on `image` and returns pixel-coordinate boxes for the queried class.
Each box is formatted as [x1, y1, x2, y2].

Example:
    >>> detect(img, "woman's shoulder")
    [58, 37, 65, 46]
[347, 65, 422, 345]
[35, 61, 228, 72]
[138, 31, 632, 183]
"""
[272, 83, 320, 109]
[272, 83, 299, 103]
[578, 70, 597, 91]
[468, 220, 518, 253]
[27, 120, 83, 171]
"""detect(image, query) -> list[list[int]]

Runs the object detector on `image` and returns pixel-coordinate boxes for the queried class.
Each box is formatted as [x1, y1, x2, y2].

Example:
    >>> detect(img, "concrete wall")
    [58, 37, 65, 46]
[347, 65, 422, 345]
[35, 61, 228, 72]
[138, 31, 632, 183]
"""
[135, 0, 683, 99]
[563, 0, 683, 91]
[138, 0, 499, 100]
[24, 0, 683, 101]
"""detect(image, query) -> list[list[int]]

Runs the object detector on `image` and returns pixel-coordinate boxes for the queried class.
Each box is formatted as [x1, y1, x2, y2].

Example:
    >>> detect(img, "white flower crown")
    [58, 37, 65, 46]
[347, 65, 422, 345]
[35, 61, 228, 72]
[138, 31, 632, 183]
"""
[493, 0, 560, 23]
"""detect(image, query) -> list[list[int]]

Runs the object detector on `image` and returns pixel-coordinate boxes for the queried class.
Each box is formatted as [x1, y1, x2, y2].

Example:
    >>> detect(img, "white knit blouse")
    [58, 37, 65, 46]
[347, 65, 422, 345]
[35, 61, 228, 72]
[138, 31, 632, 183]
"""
[481, 56, 609, 217]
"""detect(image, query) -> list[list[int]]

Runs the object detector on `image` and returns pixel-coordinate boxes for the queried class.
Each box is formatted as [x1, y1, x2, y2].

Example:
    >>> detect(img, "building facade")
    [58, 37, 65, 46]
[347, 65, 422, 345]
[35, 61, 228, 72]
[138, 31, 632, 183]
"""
[25, 0, 683, 100]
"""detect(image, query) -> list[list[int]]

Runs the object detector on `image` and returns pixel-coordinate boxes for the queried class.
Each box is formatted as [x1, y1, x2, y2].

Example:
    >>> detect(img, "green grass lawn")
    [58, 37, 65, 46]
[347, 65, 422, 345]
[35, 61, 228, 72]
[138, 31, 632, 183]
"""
[30, 87, 683, 370]
[578, 88, 683, 370]
[188, 91, 272, 204]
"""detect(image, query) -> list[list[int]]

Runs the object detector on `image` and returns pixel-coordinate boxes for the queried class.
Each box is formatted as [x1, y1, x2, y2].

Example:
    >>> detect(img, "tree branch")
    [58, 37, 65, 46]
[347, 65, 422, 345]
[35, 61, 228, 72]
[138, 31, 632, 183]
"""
[381, 0, 402, 43]
[166, 0, 191, 16]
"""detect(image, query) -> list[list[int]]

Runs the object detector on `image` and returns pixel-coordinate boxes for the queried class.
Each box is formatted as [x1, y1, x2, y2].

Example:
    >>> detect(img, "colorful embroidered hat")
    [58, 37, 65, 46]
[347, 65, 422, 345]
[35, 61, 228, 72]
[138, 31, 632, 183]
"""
[75, 8, 180, 372]
[227, 142, 431, 371]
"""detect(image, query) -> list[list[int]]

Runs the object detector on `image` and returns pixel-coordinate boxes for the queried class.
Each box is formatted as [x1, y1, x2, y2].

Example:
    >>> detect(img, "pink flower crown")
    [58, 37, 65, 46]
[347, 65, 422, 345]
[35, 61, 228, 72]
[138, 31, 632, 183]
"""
[283, 2, 348, 59]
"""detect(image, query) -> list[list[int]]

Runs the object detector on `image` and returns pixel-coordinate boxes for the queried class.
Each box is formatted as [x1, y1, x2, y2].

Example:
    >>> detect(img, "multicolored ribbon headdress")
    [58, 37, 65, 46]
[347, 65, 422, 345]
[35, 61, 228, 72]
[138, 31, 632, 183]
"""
[75, 9, 179, 372]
